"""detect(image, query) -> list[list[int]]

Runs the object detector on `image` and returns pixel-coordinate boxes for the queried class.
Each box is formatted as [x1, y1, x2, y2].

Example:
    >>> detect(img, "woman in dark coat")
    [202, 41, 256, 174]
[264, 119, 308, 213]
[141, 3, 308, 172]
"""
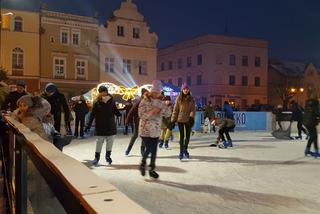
[85, 86, 121, 165]
[73, 95, 89, 138]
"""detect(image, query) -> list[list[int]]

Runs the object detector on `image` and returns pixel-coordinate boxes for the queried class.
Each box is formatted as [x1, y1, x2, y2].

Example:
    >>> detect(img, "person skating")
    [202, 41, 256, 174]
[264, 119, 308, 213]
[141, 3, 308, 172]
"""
[303, 90, 320, 158]
[124, 88, 148, 156]
[123, 99, 134, 135]
[85, 85, 121, 165]
[217, 117, 236, 148]
[73, 95, 89, 139]
[138, 80, 169, 179]
[171, 83, 196, 160]
[290, 100, 308, 140]
[204, 101, 215, 133]
[1, 80, 28, 112]
[159, 96, 173, 149]
[42, 83, 70, 133]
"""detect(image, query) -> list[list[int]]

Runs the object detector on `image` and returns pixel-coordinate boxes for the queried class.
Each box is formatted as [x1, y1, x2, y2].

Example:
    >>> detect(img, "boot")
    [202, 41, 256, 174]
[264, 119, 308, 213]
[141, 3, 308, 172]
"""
[53, 135, 73, 151]
[159, 140, 164, 148]
[105, 151, 112, 165]
[92, 152, 100, 166]
[227, 140, 233, 147]
[314, 149, 319, 158]
[295, 136, 302, 140]
[139, 163, 146, 176]
[149, 170, 159, 179]
[218, 141, 228, 149]
[164, 140, 169, 149]
[184, 150, 190, 159]
[305, 148, 313, 156]
[178, 152, 183, 160]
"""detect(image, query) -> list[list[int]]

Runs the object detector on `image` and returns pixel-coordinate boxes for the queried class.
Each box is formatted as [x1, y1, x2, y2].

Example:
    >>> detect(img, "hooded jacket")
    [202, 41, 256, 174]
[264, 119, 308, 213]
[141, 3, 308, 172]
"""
[171, 93, 196, 123]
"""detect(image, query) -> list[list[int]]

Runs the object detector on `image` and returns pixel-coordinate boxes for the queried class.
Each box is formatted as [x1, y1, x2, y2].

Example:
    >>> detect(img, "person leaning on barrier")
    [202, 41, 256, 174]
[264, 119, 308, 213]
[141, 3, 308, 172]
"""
[14, 95, 72, 151]
[1, 80, 28, 112]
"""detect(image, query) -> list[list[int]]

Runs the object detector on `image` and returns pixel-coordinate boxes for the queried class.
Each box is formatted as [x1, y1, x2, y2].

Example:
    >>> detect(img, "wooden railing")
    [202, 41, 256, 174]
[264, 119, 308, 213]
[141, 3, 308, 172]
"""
[1, 115, 149, 214]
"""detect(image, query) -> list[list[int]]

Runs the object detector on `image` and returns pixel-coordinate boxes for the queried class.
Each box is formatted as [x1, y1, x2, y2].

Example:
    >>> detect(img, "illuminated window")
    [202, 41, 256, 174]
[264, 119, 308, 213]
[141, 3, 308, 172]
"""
[123, 59, 131, 73]
[105, 57, 115, 73]
[75, 59, 87, 79]
[53, 57, 66, 78]
[12, 48, 24, 69]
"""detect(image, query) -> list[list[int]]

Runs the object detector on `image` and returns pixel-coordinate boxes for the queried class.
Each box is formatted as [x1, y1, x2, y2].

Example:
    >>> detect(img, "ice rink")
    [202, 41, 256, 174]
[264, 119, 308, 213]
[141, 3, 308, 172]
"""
[64, 131, 320, 214]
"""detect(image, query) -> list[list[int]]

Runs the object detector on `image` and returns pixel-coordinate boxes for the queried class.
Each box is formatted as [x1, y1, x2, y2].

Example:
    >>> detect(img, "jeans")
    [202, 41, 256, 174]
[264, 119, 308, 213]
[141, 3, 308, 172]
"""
[141, 137, 158, 170]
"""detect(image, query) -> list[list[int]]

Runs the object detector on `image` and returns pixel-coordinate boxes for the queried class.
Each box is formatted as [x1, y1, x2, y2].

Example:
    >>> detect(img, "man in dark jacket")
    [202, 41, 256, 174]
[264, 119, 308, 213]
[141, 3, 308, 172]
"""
[303, 91, 319, 158]
[124, 88, 148, 156]
[1, 80, 28, 112]
[42, 83, 70, 133]
[85, 85, 121, 165]
[73, 95, 89, 139]
[290, 100, 307, 139]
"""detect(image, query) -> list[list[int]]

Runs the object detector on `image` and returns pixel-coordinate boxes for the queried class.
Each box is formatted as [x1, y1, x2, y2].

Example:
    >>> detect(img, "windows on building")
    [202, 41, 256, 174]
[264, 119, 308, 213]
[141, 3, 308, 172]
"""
[75, 59, 87, 79]
[177, 58, 182, 69]
[242, 56, 248, 66]
[254, 77, 261, 86]
[72, 31, 80, 46]
[178, 77, 183, 87]
[133, 27, 140, 39]
[105, 57, 115, 73]
[53, 57, 66, 78]
[168, 61, 173, 70]
[161, 62, 165, 71]
[12, 48, 23, 75]
[117, 26, 124, 37]
[255, 57, 261, 67]
[61, 29, 69, 45]
[197, 75, 202, 85]
[187, 76, 191, 86]
[187, 56, 192, 67]
[242, 76, 248, 86]
[229, 75, 235, 85]
[197, 54, 203, 65]
[14, 17, 23, 32]
[138, 60, 147, 75]
[229, 55, 236, 65]
[123, 59, 131, 73]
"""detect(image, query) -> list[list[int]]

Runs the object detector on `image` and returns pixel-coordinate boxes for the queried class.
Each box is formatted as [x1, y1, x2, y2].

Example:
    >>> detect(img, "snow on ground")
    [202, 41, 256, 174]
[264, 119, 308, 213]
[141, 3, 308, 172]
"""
[64, 131, 320, 214]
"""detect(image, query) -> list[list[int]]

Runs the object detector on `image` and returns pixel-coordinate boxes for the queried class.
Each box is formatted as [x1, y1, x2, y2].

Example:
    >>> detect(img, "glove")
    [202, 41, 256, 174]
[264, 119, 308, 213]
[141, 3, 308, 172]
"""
[170, 121, 176, 130]
[189, 117, 194, 127]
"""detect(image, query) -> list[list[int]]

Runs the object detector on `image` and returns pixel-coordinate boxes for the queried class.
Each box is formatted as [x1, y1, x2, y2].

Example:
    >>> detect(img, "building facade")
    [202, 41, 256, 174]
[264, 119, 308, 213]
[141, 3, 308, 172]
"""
[157, 35, 268, 110]
[0, 9, 40, 92]
[268, 60, 320, 108]
[99, 0, 158, 88]
[40, 10, 99, 97]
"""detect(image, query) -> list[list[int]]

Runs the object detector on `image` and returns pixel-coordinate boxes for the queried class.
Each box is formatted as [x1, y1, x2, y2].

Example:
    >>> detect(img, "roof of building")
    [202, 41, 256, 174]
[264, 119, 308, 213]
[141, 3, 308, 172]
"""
[269, 60, 319, 76]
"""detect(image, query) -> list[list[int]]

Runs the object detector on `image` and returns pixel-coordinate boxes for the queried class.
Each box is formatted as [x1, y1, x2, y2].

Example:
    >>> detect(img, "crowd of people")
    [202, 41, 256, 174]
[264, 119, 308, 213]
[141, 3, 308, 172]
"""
[1, 79, 319, 180]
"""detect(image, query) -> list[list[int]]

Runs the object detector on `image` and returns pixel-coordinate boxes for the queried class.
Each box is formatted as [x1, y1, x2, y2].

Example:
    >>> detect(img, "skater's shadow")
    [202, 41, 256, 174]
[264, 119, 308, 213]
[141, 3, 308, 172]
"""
[145, 180, 315, 208]
[81, 159, 112, 169]
[157, 155, 316, 166]
[108, 164, 187, 173]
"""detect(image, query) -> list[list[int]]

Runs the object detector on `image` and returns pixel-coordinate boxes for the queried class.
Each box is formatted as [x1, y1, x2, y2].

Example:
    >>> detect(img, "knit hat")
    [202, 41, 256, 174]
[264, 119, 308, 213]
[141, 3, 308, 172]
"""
[164, 96, 171, 101]
[45, 83, 57, 94]
[98, 85, 108, 93]
[16, 80, 26, 88]
[181, 83, 189, 90]
[151, 80, 162, 93]
[17, 95, 33, 107]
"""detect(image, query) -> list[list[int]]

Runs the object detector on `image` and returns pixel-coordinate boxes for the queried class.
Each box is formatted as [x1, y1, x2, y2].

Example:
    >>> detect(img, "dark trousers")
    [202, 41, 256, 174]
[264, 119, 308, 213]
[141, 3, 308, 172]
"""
[306, 125, 318, 151]
[53, 112, 62, 133]
[178, 122, 191, 153]
[219, 127, 233, 141]
[125, 123, 134, 134]
[126, 122, 145, 152]
[141, 137, 158, 170]
[297, 120, 307, 137]
[74, 116, 85, 137]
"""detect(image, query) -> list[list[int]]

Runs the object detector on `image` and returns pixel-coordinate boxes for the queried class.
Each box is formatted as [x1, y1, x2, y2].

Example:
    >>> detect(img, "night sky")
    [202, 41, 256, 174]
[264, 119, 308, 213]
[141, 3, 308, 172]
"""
[3, 0, 320, 66]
